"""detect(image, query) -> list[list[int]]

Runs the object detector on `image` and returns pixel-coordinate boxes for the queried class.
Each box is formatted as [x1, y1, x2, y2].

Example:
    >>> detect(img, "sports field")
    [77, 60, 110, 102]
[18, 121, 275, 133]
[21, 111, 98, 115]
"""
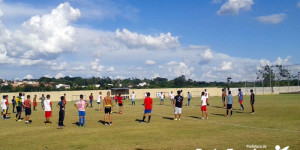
[1, 94, 299, 150]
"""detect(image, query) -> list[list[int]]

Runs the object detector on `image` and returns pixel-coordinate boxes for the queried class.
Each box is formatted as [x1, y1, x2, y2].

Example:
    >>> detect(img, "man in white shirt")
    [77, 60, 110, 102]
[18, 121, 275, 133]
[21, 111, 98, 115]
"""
[1, 95, 8, 120]
[169, 91, 174, 105]
[160, 92, 164, 105]
[204, 89, 210, 106]
[201, 92, 208, 119]
[97, 92, 102, 111]
[131, 91, 136, 106]
[44, 95, 52, 125]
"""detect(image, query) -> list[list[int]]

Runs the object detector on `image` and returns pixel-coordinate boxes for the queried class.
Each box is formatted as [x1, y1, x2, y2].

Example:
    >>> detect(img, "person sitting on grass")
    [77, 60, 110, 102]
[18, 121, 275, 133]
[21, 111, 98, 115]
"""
[74, 94, 88, 127]
[225, 91, 233, 117]
[103, 91, 113, 125]
[140, 92, 153, 123]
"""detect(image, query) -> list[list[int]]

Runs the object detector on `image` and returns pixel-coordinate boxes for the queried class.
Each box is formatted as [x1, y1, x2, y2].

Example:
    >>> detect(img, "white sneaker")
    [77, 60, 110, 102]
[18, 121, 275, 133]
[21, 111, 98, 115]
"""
[174, 118, 177, 121]
[178, 118, 181, 121]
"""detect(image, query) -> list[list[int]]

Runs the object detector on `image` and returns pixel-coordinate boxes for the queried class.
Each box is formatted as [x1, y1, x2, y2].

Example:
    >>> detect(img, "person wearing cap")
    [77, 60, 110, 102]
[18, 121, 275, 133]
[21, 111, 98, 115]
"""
[173, 90, 183, 121]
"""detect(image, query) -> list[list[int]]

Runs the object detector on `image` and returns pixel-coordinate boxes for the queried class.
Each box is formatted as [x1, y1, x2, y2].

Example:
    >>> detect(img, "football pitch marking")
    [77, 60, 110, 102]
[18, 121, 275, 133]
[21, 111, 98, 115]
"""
[152, 112, 300, 134]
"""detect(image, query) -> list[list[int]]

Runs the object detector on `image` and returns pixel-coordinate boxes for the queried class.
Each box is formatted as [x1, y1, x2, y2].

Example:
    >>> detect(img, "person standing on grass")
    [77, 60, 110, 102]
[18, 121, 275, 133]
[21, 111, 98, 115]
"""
[44, 95, 52, 125]
[222, 88, 226, 108]
[173, 90, 183, 121]
[160, 92, 164, 105]
[33, 95, 37, 111]
[187, 92, 192, 106]
[131, 91, 136, 106]
[225, 91, 233, 117]
[23, 95, 31, 124]
[12, 96, 16, 113]
[97, 92, 102, 111]
[39, 94, 45, 110]
[140, 92, 152, 123]
[1, 95, 8, 120]
[250, 89, 255, 114]
[89, 93, 93, 108]
[74, 94, 88, 127]
[57, 96, 66, 129]
[169, 91, 174, 105]
[114, 94, 118, 107]
[201, 92, 208, 119]
[103, 91, 113, 125]
[15, 93, 23, 121]
[238, 89, 244, 111]
[204, 89, 209, 106]
[63, 93, 67, 105]
[118, 93, 123, 114]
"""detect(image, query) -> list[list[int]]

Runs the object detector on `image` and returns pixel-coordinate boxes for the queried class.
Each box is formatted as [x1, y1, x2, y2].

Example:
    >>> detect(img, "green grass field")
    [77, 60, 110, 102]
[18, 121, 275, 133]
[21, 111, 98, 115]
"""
[1, 94, 299, 150]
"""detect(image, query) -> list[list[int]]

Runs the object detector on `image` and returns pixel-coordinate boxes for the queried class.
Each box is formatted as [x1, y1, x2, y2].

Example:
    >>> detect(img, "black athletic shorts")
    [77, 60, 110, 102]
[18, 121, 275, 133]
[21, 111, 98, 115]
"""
[222, 97, 225, 102]
[17, 106, 22, 113]
[118, 103, 123, 107]
[227, 104, 232, 109]
[105, 107, 112, 114]
[25, 108, 31, 116]
[250, 101, 255, 105]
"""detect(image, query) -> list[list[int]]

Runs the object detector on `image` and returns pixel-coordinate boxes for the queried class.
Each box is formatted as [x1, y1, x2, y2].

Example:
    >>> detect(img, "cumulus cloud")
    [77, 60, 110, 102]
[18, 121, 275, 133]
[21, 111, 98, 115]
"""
[2, 2, 80, 60]
[107, 66, 115, 72]
[72, 65, 86, 71]
[217, 0, 254, 15]
[167, 62, 195, 78]
[90, 59, 104, 71]
[256, 13, 286, 24]
[51, 62, 68, 71]
[115, 28, 180, 50]
[145, 60, 156, 66]
[220, 61, 232, 71]
[23, 74, 33, 80]
[55, 72, 65, 79]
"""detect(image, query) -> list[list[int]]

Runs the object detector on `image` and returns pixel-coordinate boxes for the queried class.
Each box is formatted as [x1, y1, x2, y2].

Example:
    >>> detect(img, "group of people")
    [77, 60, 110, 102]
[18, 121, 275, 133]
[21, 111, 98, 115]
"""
[1, 88, 256, 128]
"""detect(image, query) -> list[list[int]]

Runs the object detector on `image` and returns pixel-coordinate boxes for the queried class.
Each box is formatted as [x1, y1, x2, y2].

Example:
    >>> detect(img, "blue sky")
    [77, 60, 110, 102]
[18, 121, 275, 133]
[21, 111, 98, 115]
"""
[0, 0, 299, 81]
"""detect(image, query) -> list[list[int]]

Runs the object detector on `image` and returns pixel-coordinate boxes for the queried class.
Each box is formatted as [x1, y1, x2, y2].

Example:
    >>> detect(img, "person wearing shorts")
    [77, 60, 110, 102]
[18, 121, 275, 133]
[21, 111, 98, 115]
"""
[169, 91, 174, 105]
[173, 90, 183, 121]
[89, 93, 93, 108]
[114, 94, 118, 107]
[140, 92, 153, 123]
[15, 93, 23, 121]
[118, 94, 123, 114]
[160, 92, 164, 105]
[103, 91, 113, 125]
[131, 91, 136, 106]
[97, 92, 102, 111]
[23, 95, 31, 124]
[204, 89, 209, 106]
[39, 94, 45, 110]
[33, 95, 37, 111]
[1, 95, 8, 120]
[250, 89, 255, 114]
[74, 94, 88, 127]
[226, 91, 233, 117]
[44, 95, 52, 125]
[238, 89, 244, 111]
[187, 92, 192, 106]
[222, 88, 226, 108]
[201, 92, 208, 119]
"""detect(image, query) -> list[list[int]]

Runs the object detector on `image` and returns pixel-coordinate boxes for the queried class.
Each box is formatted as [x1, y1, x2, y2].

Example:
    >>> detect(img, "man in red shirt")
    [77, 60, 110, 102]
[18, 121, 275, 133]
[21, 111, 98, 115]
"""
[114, 94, 118, 107]
[140, 92, 152, 123]
[23, 95, 31, 124]
[89, 93, 93, 108]
[118, 93, 123, 114]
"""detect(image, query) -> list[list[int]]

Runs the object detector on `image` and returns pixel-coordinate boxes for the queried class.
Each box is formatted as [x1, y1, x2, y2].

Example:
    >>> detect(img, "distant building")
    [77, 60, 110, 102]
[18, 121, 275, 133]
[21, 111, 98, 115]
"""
[56, 84, 70, 89]
[137, 82, 148, 87]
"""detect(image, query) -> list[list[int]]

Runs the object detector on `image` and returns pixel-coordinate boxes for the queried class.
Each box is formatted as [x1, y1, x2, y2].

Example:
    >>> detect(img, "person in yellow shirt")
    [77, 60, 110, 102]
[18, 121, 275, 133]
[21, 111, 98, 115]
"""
[15, 93, 23, 121]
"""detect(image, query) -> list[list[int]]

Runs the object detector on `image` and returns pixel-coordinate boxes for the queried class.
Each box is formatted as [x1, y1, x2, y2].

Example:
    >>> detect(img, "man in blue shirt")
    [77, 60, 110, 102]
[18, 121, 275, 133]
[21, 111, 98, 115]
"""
[57, 96, 65, 129]
[12, 96, 16, 113]
[238, 89, 245, 111]
[187, 92, 192, 106]
[225, 91, 233, 117]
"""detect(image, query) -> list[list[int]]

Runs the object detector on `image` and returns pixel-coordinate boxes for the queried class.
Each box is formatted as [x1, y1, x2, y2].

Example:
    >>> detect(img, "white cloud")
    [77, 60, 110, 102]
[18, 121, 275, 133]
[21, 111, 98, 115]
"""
[115, 28, 180, 50]
[145, 60, 156, 66]
[43, 74, 52, 78]
[218, 0, 254, 15]
[274, 56, 290, 65]
[55, 72, 65, 79]
[220, 61, 232, 71]
[167, 62, 195, 78]
[256, 13, 286, 24]
[23, 74, 33, 80]
[51, 62, 68, 71]
[72, 65, 86, 71]
[167, 61, 177, 66]
[90, 59, 104, 71]
[107, 66, 115, 72]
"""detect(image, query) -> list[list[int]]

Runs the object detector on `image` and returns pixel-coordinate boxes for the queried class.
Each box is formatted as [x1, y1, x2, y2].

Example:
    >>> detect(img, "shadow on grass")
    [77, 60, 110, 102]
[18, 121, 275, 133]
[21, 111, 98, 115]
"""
[162, 117, 174, 120]
[188, 116, 201, 119]
[72, 122, 80, 126]
[135, 119, 143, 122]
[235, 111, 245, 114]
[211, 106, 225, 109]
[211, 113, 225, 117]
[136, 148, 151, 150]
[98, 120, 106, 125]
